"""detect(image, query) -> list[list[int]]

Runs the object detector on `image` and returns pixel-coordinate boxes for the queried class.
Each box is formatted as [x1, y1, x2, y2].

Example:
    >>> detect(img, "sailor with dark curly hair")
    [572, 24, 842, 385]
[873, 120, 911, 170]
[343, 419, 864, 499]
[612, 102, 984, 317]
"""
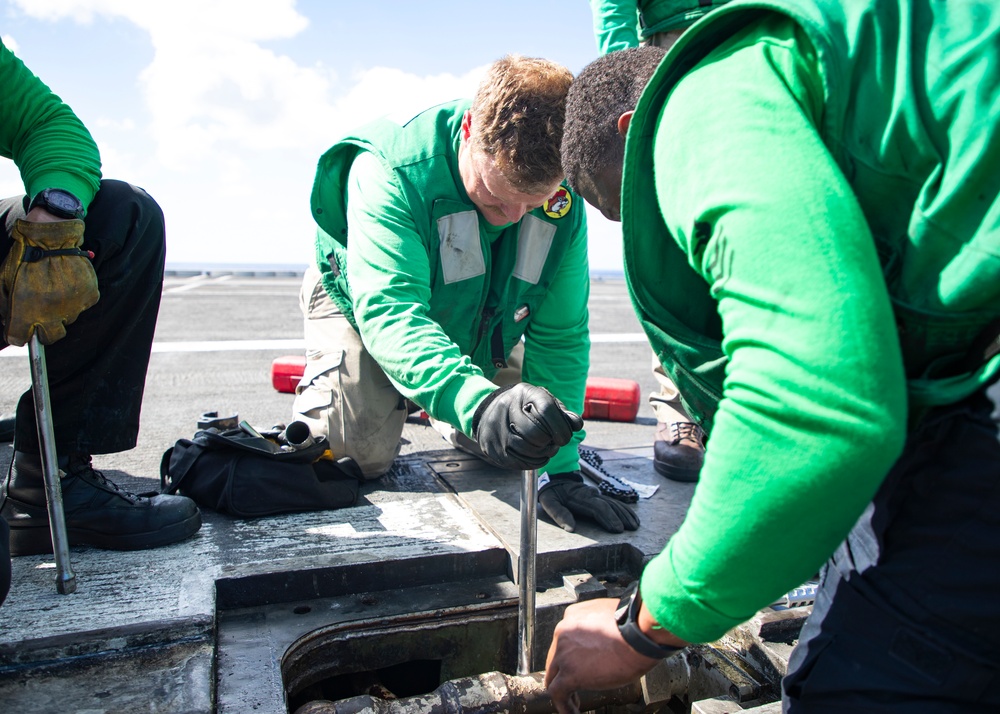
[548, 2, 1000, 711]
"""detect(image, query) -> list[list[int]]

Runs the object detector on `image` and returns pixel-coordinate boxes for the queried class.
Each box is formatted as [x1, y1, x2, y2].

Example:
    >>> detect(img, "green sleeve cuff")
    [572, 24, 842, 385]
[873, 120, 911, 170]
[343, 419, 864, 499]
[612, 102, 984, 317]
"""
[28, 171, 101, 214]
[542, 430, 586, 476]
[640, 547, 746, 643]
[432, 374, 498, 439]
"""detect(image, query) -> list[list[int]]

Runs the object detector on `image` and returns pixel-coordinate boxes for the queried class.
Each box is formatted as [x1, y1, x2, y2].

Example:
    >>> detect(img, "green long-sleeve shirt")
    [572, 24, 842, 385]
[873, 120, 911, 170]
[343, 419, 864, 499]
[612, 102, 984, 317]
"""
[313, 103, 590, 476]
[635, 16, 909, 642]
[0, 39, 101, 209]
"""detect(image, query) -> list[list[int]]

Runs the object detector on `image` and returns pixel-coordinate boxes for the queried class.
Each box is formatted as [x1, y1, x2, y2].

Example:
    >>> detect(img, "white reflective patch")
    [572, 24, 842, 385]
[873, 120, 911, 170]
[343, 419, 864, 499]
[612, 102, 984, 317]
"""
[438, 210, 486, 284]
[513, 214, 555, 284]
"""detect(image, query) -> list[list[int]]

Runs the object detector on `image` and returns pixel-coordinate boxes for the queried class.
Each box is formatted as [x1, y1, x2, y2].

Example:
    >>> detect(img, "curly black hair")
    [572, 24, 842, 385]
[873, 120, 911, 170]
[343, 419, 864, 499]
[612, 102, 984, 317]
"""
[561, 47, 666, 194]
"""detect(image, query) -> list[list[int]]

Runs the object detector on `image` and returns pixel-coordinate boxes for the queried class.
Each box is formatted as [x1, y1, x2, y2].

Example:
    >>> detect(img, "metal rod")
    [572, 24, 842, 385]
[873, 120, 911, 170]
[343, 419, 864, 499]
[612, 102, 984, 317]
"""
[28, 333, 76, 595]
[517, 468, 538, 675]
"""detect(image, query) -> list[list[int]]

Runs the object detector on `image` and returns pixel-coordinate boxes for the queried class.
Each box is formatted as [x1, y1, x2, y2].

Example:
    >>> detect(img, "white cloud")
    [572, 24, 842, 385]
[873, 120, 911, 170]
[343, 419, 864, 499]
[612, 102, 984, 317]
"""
[1, 34, 19, 53]
[4, 0, 485, 265]
[338, 66, 484, 129]
[12, 0, 479, 169]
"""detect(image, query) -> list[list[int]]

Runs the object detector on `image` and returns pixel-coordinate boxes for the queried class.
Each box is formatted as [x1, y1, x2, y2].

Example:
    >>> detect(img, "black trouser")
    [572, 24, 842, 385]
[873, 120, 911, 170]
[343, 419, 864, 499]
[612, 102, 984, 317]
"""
[0, 180, 165, 456]
[783, 380, 1000, 712]
[0, 517, 9, 606]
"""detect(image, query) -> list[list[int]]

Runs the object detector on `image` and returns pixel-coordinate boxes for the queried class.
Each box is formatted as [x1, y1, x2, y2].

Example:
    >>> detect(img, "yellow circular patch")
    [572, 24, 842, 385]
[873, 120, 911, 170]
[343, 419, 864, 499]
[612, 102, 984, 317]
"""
[543, 188, 572, 219]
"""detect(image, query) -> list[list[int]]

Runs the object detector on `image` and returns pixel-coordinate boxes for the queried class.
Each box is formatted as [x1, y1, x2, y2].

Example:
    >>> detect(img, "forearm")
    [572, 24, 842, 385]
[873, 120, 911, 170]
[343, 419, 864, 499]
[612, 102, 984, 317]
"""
[590, 0, 641, 54]
[0, 42, 101, 208]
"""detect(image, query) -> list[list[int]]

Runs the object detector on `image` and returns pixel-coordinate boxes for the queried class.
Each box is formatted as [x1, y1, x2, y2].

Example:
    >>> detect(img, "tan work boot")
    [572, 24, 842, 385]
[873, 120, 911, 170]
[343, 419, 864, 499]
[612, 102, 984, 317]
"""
[653, 419, 706, 482]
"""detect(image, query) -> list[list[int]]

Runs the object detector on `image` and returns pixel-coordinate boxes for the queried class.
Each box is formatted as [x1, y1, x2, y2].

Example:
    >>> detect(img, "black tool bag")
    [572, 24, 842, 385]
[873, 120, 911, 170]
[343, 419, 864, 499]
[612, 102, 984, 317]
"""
[160, 424, 363, 518]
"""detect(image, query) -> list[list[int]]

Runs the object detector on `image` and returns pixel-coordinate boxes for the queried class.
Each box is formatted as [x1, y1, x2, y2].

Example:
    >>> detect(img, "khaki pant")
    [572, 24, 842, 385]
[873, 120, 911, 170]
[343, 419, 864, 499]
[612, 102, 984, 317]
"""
[644, 29, 684, 52]
[293, 265, 408, 478]
[649, 351, 694, 426]
[293, 264, 522, 478]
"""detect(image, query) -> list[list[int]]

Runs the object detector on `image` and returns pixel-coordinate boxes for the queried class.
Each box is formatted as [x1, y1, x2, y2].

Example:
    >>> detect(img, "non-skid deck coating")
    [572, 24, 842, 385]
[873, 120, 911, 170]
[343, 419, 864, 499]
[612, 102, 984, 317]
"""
[0, 446, 689, 713]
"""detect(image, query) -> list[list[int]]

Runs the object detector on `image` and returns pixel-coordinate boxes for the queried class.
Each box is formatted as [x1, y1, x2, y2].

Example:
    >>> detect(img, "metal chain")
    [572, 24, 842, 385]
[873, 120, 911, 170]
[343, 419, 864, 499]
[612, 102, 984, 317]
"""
[579, 447, 639, 503]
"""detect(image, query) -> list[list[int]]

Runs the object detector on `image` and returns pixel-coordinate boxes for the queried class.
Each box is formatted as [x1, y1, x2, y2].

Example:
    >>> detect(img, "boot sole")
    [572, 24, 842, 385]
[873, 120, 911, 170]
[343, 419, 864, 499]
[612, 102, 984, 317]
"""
[7, 512, 202, 556]
[653, 459, 700, 483]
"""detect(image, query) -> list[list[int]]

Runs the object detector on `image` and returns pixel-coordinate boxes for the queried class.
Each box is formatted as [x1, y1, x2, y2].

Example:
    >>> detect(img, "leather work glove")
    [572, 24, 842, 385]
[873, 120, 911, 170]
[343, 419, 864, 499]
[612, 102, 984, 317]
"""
[472, 383, 584, 470]
[0, 219, 98, 346]
[539, 472, 640, 534]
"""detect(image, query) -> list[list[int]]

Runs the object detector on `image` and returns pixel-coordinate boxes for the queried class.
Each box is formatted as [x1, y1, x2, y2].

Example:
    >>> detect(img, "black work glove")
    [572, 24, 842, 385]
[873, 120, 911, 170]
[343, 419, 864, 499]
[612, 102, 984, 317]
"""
[538, 472, 640, 534]
[472, 383, 584, 470]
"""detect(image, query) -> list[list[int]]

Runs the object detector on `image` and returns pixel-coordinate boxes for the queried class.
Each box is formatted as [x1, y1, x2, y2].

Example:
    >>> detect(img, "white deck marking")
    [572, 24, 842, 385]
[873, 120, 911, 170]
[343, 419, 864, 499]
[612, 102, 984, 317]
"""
[0, 333, 647, 357]
[163, 274, 233, 293]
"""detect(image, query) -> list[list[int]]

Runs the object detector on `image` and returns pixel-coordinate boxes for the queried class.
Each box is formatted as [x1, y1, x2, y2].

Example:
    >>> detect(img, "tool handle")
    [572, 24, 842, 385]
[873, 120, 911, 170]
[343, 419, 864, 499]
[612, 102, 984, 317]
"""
[28, 333, 76, 594]
[517, 468, 538, 675]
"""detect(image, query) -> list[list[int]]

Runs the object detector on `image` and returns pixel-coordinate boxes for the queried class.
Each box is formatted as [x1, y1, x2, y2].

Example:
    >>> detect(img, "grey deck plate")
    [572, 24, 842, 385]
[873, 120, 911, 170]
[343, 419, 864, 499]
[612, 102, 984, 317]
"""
[0, 460, 501, 652]
[429, 446, 693, 565]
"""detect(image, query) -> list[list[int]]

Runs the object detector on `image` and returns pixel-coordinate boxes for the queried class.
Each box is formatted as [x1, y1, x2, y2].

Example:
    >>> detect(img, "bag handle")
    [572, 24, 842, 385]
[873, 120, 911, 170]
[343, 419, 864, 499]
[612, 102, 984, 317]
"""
[159, 439, 208, 494]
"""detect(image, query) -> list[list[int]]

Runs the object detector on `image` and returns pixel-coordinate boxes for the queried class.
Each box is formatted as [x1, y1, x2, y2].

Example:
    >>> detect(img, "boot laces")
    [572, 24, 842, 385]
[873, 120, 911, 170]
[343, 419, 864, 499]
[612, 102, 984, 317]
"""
[671, 421, 705, 447]
[67, 455, 148, 503]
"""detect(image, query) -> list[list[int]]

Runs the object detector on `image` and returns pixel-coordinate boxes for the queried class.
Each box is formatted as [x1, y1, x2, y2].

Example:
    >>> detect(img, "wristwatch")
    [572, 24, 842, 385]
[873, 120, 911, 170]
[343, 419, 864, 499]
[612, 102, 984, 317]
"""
[615, 583, 685, 659]
[28, 188, 85, 220]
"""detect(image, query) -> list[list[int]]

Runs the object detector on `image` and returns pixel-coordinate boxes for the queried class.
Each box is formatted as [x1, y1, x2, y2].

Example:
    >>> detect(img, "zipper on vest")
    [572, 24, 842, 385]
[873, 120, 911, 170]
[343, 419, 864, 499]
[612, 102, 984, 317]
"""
[474, 307, 508, 370]
[490, 323, 508, 370]
[473, 307, 495, 358]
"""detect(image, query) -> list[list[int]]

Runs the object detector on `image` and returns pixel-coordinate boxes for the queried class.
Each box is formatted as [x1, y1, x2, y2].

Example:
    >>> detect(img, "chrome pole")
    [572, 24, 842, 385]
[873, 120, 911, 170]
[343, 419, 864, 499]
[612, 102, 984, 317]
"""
[517, 468, 538, 675]
[28, 333, 76, 594]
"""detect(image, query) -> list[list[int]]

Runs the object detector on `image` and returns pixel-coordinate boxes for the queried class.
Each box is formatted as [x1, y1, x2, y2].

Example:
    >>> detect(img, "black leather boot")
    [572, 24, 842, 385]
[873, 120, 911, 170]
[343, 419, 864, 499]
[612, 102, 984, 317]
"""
[1, 517, 10, 606]
[0, 413, 14, 443]
[1, 451, 201, 556]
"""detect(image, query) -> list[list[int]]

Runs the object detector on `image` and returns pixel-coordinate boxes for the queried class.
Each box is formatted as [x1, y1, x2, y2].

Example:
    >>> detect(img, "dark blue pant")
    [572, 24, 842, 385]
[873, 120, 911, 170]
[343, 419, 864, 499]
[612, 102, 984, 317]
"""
[0, 180, 165, 456]
[0, 517, 9, 606]
[783, 380, 1000, 712]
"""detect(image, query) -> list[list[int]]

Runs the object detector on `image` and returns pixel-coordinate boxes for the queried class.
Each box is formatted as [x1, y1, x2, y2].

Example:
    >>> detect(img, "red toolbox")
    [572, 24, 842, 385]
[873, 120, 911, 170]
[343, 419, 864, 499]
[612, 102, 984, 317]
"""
[271, 355, 306, 394]
[581, 376, 641, 422]
[271, 356, 641, 422]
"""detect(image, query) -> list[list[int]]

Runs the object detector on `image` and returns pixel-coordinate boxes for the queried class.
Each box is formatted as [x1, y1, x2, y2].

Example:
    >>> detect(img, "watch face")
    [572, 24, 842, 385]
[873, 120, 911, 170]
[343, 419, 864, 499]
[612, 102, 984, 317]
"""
[47, 189, 82, 214]
[33, 188, 83, 218]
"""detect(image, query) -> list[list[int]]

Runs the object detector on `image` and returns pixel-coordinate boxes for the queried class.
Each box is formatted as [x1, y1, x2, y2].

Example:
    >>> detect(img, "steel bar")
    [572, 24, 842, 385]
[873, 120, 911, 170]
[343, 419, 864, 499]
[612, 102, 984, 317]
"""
[28, 333, 76, 594]
[517, 468, 538, 676]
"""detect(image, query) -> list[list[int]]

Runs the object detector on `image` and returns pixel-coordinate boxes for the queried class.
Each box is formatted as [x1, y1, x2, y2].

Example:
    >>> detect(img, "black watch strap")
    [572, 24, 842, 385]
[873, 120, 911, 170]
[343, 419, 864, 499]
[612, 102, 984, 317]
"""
[616, 583, 685, 659]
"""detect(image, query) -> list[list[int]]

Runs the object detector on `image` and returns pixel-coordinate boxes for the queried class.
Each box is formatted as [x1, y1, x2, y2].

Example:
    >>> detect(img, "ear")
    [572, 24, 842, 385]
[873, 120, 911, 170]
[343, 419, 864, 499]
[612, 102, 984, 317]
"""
[461, 110, 473, 141]
[617, 111, 634, 138]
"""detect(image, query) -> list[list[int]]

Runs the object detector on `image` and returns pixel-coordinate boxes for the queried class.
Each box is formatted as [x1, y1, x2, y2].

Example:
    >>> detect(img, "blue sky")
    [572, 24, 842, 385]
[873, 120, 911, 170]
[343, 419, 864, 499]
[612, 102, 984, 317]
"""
[0, 0, 625, 272]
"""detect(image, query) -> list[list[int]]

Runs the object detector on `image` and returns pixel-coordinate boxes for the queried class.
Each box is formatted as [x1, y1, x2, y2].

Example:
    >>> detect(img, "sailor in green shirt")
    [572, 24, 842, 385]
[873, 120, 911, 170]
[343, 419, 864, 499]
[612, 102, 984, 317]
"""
[0, 39, 201, 605]
[294, 55, 638, 535]
[546, 1, 1000, 710]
